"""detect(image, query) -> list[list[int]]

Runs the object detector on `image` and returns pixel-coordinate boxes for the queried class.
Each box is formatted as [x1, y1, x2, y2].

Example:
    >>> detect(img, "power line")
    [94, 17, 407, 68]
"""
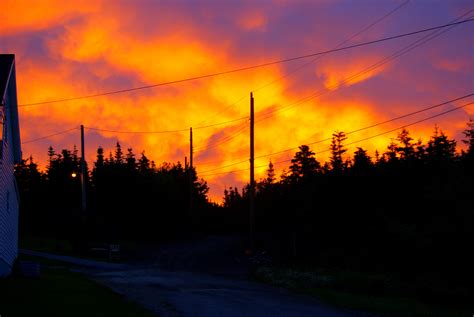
[249, 0, 411, 100]
[338, 101, 474, 151]
[18, 18, 473, 108]
[196, 144, 250, 166]
[193, 1, 411, 149]
[196, 8, 472, 151]
[20, 97, 473, 173]
[20, 116, 247, 148]
[255, 9, 474, 122]
[194, 95, 248, 127]
[194, 123, 249, 152]
[198, 158, 249, 174]
[200, 100, 474, 177]
[19, 11, 473, 163]
[199, 93, 474, 169]
[256, 93, 474, 159]
[197, 94, 473, 175]
[18, 12, 472, 151]
[197, 4, 469, 157]
[195, 0, 410, 126]
[21, 127, 79, 144]
[200, 165, 264, 178]
[84, 116, 247, 134]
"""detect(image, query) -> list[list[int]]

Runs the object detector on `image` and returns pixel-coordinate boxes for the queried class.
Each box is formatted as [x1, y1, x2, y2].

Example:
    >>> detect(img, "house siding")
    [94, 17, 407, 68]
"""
[0, 141, 19, 277]
[0, 56, 20, 277]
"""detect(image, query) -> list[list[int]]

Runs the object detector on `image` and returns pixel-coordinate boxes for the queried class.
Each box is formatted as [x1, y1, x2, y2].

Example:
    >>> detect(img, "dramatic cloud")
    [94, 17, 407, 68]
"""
[3, 0, 472, 201]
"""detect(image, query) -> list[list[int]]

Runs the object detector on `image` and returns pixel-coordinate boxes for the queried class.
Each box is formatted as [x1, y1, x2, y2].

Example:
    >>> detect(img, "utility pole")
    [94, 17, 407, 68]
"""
[249, 92, 255, 250]
[80, 124, 87, 212]
[190, 127, 193, 169]
[189, 127, 194, 230]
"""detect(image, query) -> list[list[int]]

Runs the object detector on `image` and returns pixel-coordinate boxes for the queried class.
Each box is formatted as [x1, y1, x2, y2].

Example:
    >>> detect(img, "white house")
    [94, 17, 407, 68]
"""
[0, 54, 21, 277]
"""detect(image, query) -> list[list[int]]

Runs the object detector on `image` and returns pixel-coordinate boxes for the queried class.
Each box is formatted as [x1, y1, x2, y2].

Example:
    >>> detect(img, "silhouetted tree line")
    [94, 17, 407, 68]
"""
[224, 120, 474, 302]
[16, 142, 217, 248]
[15, 120, 474, 300]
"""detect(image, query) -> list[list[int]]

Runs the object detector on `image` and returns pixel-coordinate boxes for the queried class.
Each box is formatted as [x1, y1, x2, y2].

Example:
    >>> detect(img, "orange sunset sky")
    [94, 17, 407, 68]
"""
[1, 0, 473, 201]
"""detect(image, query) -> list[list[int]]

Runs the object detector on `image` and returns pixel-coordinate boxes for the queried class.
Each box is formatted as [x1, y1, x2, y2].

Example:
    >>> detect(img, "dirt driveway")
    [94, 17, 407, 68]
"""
[92, 267, 371, 317]
[22, 236, 374, 317]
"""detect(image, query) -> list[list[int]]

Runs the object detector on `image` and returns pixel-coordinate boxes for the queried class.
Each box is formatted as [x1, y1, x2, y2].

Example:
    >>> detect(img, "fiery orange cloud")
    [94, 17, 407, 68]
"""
[0, 0, 100, 35]
[315, 52, 389, 91]
[238, 11, 268, 31]
[47, 15, 225, 83]
[7, 1, 473, 202]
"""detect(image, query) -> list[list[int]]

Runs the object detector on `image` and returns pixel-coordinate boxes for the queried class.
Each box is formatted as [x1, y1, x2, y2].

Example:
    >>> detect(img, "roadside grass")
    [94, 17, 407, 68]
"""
[19, 253, 80, 268]
[19, 235, 111, 262]
[19, 234, 139, 262]
[19, 235, 74, 255]
[254, 266, 473, 317]
[0, 255, 157, 317]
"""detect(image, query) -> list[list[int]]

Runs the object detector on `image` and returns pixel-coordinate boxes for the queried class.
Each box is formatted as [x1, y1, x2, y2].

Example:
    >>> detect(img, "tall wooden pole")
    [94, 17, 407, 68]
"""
[190, 127, 193, 169]
[189, 127, 194, 229]
[80, 124, 87, 212]
[249, 93, 255, 250]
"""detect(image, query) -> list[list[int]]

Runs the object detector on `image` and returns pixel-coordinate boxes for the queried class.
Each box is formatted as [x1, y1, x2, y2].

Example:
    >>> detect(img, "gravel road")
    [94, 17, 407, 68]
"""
[22, 236, 375, 317]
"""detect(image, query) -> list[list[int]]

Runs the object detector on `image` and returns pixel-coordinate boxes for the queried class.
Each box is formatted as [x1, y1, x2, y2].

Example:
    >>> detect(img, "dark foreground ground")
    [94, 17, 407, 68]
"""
[21, 235, 374, 317]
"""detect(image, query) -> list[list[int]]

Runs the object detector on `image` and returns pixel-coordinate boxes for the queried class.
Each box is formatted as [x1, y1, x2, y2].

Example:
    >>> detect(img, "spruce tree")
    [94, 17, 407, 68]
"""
[462, 119, 474, 159]
[288, 145, 320, 181]
[138, 151, 151, 173]
[330, 131, 347, 173]
[126, 148, 136, 170]
[396, 128, 415, 161]
[265, 161, 276, 185]
[352, 147, 372, 173]
[114, 142, 124, 165]
[426, 126, 456, 163]
[95, 146, 105, 169]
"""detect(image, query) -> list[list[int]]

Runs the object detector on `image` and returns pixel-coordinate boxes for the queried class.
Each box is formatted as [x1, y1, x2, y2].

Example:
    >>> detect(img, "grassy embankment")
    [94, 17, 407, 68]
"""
[0, 255, 157, 317]
[255, 266, 473, 317]
[19, 235, 74, 254]
[19, 234, 138, 261]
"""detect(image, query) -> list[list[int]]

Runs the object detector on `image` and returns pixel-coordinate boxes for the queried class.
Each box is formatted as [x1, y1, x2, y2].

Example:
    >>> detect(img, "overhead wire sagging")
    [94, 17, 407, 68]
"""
[18, 18, 474, 107]
[198, 94, 474, 176]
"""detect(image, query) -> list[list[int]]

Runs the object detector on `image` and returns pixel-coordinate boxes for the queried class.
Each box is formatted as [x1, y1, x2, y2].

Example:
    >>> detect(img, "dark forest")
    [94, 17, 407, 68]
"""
[16, 120, 474, 306]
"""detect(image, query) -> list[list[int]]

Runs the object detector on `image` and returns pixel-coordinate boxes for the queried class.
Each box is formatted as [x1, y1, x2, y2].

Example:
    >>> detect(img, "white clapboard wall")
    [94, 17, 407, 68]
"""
[0, 55, 20, 277]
